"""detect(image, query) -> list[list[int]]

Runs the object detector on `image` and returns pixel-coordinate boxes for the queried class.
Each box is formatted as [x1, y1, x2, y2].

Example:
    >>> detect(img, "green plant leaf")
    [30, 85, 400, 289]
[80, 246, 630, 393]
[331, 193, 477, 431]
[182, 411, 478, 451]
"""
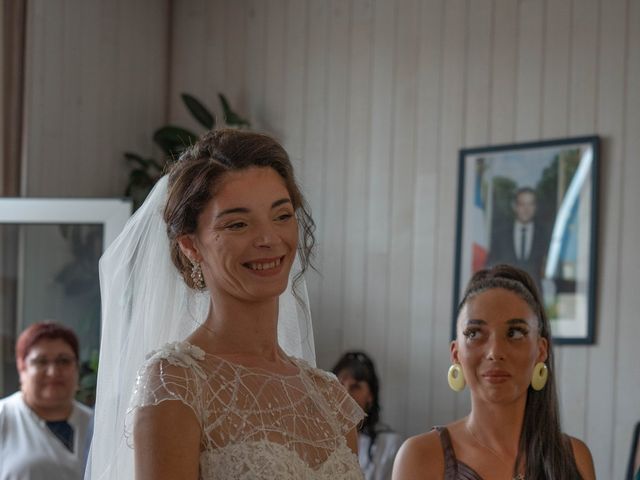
[153, 126, 199, 157]
[218, 93, 251, 128]
[181, 93, 215, 129]
[124, 152, 150, 168]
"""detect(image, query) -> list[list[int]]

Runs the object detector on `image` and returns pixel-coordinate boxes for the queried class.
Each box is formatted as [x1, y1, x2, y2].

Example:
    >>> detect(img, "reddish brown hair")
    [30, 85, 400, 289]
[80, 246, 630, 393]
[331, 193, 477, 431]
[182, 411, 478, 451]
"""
[16, 321, 79, 370]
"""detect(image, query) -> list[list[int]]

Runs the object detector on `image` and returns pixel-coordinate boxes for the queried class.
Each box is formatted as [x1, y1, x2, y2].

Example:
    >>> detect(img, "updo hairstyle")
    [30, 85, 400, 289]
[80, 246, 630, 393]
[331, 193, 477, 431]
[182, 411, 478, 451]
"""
[163, 128, 315, 293]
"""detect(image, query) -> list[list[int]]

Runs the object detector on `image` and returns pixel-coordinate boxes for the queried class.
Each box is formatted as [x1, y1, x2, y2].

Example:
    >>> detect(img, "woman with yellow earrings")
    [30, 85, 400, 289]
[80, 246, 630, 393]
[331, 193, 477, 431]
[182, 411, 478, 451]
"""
[392, 265, 595, 480]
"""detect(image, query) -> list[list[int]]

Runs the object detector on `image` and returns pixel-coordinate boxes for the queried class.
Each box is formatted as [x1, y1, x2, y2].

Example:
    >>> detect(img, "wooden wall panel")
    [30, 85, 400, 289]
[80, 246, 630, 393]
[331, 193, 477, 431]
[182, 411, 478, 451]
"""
[407, 0, 444, 438]
[319, 0, 351, 369]
[385, 0, 420, 436]
[362, 0, 394, 370]
[430, 0, 467, 425]
[586, 0, 628, 477]
[23, 0, 169, 198]
[342, 0, 373, 354]
[613, 2, 640, 477]
[559, 0, 600, 443]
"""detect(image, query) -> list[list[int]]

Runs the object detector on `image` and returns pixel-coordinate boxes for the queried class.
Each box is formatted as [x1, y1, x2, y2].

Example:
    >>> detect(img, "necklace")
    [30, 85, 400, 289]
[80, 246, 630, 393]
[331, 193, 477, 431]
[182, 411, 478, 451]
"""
[465, 424, 525, 480]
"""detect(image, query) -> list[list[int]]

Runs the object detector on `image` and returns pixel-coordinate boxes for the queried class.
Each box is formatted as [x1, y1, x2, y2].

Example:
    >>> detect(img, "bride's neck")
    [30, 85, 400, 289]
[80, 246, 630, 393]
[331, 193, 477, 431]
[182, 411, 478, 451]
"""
[202, 295, 281, 360]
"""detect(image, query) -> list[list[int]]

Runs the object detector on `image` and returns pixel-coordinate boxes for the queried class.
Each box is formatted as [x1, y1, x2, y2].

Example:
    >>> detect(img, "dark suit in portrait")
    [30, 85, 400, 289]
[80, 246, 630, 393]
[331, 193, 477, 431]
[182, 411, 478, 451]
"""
[486, 220, 550, 289]
[486, 187, 550, 291]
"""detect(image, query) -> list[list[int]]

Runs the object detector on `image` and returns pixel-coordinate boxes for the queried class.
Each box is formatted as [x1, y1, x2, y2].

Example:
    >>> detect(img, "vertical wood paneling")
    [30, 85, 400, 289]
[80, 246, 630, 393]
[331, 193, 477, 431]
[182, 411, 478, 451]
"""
[318, 0, 350, 368]
[613, 3, 640, 477]
[586, 1, 627, 477]
[245, 0, 267, 129]
[23, 0, 168, 197]
[539, 0, 572, 426]
[263, 0, 286, 137]
[342, 0, 373, 352]
[408, 0, 444, 437]
[489, 0, 518, 143]
[430, 0, 466, 425]
[558, 0, 600, 442]
[363, 0, 395, 365]
[282, 0, 307, 174]
[301, 0, 329, 366]
[541, 0, 571, 138]
[384, 0, 420, 435]
[514, 0, 544, 141]
[455, 0, 493, 418]
[224, 1, 248, 116]
[170, 0, 208, 129]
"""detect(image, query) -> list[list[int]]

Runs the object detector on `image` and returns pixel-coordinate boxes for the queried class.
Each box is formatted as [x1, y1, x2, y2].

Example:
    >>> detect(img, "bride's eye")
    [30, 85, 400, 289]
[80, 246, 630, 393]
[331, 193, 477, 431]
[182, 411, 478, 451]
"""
[225, 221, 247, 231]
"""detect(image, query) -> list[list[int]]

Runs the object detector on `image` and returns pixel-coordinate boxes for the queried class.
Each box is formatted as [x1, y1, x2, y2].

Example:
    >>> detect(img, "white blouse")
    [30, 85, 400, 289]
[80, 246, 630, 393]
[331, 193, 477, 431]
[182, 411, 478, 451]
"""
[0, 392, 93, 480]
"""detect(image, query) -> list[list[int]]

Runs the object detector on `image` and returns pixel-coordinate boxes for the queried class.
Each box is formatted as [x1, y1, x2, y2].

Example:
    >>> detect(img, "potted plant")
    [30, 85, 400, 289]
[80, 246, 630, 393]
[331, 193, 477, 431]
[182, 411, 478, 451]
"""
[124, 93, 250, 209]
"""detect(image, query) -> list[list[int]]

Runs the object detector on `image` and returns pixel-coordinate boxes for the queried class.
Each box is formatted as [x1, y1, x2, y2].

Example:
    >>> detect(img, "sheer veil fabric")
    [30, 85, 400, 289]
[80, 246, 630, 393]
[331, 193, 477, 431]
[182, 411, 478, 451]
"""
[85, 176, 316, 479]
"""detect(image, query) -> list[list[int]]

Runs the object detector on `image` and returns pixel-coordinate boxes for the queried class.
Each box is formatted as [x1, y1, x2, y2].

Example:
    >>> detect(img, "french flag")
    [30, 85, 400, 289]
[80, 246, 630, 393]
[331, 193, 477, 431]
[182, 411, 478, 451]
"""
[471, 159, 489, 272]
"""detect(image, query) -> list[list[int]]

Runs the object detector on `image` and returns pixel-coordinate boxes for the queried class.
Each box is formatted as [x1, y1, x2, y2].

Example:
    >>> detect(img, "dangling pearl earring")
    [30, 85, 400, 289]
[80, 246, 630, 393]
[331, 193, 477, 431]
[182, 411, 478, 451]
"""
[190, 262, 206, 290]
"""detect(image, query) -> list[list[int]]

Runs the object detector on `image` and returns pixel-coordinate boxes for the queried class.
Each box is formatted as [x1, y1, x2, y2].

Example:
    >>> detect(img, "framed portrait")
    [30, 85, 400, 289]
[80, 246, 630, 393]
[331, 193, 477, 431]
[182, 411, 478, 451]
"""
[453, 136, 599, 344]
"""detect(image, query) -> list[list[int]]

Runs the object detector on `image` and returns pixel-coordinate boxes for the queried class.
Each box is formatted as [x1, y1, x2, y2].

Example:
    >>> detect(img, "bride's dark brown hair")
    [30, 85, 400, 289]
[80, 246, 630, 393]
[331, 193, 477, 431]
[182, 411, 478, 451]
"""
[163, 128, 315, 300]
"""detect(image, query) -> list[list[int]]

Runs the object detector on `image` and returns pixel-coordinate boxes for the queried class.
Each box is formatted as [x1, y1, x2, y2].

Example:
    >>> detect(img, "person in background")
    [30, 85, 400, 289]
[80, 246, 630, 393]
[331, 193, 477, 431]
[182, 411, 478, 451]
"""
[0, 321, 93, 480]
[333, 351, 403, 480]
[392, 265, 595, 480]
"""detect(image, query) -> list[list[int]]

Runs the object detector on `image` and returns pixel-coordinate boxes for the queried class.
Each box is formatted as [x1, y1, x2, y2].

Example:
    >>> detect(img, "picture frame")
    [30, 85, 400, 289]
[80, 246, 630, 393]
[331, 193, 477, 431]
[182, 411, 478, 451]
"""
[453, 136, 599, 344]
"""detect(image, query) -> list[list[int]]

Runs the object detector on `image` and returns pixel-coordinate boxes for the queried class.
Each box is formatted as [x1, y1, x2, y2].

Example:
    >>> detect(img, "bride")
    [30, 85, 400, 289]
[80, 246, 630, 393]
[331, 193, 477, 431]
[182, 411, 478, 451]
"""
[86, 129, 364, 479]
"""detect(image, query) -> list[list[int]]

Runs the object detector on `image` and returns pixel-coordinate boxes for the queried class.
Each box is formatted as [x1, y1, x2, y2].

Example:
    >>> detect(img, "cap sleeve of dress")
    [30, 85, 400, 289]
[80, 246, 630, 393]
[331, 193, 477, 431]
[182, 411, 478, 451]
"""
[303, 363, 365, 436]
[125, 342, 207, 440]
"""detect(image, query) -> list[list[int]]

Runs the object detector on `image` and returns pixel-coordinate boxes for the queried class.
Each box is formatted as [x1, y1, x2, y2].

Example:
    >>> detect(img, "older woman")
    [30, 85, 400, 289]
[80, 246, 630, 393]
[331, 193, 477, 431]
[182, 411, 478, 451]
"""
[87, 129, 364, 479]
[0, 322, 93, 480]
[392, 265, 595, 480]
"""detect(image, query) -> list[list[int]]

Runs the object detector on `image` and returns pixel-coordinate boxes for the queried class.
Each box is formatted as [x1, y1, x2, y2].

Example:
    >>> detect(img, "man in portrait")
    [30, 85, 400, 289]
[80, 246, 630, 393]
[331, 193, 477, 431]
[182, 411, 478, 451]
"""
[486, 187, 550, 290]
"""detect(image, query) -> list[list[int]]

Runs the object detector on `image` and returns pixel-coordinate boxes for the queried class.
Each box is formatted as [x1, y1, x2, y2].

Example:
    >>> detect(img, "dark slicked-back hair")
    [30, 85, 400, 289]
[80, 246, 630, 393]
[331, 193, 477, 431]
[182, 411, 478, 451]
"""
[163, 128, 315, 300]
[16, 321, 79, 370]
[457, 264, 581, 479]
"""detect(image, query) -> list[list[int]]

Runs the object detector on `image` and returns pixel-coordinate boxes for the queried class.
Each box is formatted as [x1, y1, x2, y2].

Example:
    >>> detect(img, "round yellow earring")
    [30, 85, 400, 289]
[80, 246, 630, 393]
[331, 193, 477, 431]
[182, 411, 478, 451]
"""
[531, 362, 548, 391]
[447, 363, 466, 392]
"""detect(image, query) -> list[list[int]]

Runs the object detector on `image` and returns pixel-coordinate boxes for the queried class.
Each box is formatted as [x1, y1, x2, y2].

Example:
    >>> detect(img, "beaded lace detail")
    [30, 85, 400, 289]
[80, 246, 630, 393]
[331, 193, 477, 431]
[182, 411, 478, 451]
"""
[128, 341, 365, 479]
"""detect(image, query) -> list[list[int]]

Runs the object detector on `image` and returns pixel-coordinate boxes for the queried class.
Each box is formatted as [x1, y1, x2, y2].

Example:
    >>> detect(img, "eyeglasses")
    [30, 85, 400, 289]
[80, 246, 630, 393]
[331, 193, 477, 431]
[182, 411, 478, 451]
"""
[27, 355, 77, 371]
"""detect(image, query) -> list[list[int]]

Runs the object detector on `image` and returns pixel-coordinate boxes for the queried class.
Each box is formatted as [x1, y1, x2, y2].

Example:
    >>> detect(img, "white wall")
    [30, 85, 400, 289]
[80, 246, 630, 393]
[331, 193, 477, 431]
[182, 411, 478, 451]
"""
[21, 0, 170, 197]
[169, 1, 640, 478]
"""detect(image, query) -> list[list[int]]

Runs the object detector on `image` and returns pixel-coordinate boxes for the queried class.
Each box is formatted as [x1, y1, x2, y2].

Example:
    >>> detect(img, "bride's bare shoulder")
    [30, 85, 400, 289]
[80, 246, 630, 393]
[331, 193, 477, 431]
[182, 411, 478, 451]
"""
[392, 428, 444, 480]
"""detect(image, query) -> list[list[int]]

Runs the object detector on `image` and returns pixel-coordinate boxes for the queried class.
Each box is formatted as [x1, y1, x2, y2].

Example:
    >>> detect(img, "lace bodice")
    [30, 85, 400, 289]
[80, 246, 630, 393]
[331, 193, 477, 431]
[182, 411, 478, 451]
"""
[128, 342, 365, 479]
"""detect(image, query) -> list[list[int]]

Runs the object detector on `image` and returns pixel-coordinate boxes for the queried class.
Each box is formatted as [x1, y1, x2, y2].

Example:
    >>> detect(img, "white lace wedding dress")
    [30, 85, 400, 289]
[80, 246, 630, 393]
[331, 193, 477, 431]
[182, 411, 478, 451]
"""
[127, 341, 365, 479]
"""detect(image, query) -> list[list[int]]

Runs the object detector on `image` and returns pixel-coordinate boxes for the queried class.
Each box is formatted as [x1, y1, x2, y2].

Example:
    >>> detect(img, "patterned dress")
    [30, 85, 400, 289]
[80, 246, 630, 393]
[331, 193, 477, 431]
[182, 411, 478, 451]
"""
[128, 342, 365, 479]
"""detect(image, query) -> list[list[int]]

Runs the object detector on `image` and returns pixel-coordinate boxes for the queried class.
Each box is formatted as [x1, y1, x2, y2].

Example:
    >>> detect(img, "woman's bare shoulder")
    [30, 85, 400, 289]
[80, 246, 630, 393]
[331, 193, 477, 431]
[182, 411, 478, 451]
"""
[568, 436, 596, 480]
[392, 429, 444, 480]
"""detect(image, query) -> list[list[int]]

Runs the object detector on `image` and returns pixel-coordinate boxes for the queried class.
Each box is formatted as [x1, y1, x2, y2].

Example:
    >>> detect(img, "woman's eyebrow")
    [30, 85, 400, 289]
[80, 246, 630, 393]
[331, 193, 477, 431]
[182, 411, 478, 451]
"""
[215, 198, 291, 219]
[216, 207, 249, 219]
[465, 319, 487, 326]
[271, 198, 292, 209]
[507, 318, 529, 325]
